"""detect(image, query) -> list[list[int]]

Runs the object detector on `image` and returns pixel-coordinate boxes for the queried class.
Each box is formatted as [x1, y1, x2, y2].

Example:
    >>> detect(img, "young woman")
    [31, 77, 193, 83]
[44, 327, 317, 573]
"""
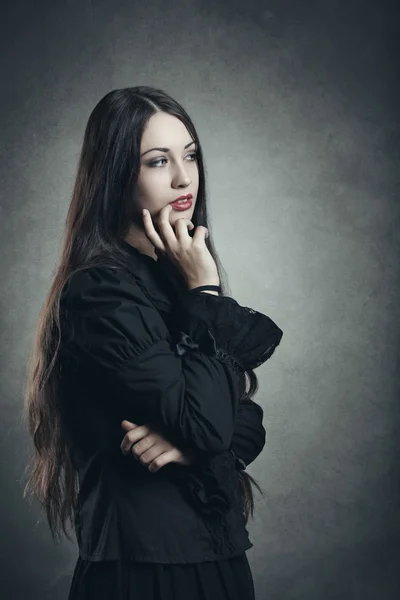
[23, 86, 284, 600]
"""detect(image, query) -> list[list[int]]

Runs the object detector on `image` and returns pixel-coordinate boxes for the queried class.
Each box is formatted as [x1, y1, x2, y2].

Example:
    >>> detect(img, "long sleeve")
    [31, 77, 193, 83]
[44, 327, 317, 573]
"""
[229, 397, 266, 470]
[60, 266, 283, 460]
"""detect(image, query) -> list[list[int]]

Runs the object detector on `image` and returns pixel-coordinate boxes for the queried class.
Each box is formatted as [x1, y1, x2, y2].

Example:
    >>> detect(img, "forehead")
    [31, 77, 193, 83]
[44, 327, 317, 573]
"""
[141, 112, 193, 147]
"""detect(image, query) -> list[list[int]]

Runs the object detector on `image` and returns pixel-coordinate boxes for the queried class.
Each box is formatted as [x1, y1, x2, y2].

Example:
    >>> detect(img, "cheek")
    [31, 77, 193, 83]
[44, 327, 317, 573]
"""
[137, 171, 153, 192]
[136, 174, 164, 202]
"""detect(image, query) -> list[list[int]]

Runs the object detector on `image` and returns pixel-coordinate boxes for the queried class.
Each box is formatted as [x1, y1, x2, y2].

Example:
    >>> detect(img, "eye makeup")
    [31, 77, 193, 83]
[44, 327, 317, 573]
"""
[147, 150, 198, 168]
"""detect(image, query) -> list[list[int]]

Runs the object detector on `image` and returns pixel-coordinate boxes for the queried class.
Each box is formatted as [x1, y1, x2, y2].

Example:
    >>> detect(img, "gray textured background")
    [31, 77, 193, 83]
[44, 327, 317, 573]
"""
[1, 1, 399, 598]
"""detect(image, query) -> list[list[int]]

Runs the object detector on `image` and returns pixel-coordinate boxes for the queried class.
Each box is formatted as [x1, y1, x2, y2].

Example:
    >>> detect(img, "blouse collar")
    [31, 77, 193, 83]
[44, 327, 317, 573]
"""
[120, 239, 182, 312]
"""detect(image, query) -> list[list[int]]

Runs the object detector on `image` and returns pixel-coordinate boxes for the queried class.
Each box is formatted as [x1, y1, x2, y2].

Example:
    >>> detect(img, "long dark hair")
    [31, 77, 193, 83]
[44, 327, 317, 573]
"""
[22, 86, 266, 543]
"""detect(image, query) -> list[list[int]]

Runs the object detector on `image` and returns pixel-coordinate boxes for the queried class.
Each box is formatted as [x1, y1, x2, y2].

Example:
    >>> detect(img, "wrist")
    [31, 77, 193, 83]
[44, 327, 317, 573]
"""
[199, 290, 219, 296]
[186, 284, 221, 296]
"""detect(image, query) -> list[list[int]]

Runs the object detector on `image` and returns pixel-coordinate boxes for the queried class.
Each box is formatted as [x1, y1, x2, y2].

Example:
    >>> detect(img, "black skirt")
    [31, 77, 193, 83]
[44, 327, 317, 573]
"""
[68, 553, 256, 600]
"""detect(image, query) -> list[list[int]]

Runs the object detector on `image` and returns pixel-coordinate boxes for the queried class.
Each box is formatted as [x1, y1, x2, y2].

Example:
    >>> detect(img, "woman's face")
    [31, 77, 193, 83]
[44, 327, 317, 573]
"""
[136, 111, 199, 226]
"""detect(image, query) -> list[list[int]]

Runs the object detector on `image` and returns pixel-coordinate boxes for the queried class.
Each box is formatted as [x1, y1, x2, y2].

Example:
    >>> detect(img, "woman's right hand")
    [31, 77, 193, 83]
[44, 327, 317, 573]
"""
[142, 204, 220, 290]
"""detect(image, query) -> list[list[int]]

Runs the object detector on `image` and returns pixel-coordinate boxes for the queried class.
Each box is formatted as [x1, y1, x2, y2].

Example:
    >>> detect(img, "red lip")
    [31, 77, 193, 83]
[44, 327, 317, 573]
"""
[172, 193, 193, 203]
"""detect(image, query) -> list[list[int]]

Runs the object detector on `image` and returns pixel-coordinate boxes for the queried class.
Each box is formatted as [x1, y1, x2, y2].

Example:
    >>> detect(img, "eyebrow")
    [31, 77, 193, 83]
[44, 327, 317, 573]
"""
[141, 140, 197, 157]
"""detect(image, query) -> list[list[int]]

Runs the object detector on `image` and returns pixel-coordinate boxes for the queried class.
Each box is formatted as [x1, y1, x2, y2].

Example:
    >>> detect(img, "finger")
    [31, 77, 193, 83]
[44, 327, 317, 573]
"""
[120, 425, 149, 454]
[142, 209, 167, 252]
[121, 420, 138, 430]
[174, 218, 195, 243]
[156, 205, 181, 250]
[130, 436, 157, 461]
[192, 224, 208, 244]
[136, 441, 168, 465]
[148, 449, 179, 473]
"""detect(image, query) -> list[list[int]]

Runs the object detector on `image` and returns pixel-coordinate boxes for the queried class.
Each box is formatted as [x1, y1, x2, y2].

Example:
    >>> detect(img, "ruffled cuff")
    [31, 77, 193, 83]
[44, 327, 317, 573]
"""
[175, 291, 283, 372]
[167, 452, 233, 518]
[166, 451, 239, 554]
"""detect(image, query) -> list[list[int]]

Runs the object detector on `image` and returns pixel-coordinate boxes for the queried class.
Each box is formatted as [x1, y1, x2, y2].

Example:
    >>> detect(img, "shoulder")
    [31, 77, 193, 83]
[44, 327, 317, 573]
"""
[60, 266, 148, 310]
[59, 266, 169, 367]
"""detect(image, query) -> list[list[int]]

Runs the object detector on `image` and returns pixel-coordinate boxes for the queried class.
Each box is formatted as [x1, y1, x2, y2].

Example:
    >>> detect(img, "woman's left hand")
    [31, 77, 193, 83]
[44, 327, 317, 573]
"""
[120, 420, 197, 473]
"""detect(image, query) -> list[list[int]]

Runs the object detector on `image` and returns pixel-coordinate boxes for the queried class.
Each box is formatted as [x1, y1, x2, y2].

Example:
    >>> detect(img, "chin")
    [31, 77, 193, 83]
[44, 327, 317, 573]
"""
[170, 208, 195, 219]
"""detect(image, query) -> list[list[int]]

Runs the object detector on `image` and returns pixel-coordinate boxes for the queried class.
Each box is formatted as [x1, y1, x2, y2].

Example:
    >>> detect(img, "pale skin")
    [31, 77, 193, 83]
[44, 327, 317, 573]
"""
[120, 420, 197, 473]
[124, 110, 199, 262]
[120, 111, 219, 472]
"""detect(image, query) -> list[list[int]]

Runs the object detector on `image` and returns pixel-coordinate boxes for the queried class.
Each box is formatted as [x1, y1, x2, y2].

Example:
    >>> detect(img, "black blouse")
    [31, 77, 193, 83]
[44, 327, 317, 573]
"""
[58, 241, 283, 563]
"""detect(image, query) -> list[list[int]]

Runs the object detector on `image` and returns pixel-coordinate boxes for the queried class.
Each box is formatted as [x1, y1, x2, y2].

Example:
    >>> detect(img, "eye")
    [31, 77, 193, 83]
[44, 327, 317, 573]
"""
[148, 158, 167, 168]
[148, 151, 198, 168]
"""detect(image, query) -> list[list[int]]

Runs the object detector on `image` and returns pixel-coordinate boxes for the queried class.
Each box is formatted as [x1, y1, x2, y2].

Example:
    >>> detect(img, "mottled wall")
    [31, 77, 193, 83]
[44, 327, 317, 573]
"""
[1, 1, 399, 598]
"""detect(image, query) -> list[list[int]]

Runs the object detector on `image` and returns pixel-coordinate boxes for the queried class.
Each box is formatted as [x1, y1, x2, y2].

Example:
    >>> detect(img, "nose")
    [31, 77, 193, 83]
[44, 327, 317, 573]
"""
[172, 162, 191, 188]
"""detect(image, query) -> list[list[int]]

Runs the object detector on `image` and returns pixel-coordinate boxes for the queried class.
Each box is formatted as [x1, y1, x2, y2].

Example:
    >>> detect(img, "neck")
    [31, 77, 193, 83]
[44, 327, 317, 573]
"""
[124, 225, 158, 261]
